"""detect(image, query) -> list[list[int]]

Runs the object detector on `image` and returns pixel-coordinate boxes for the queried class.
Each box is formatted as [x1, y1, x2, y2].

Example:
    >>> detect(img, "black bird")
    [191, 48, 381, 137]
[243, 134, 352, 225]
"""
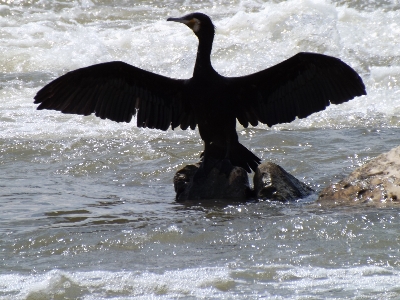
[34, 12, 366, 174]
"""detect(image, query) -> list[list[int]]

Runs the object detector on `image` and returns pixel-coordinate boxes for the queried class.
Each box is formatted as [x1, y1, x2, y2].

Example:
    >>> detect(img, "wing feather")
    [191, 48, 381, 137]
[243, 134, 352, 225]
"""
[34, 61, 190, 131]
[229, 52, 366, 127]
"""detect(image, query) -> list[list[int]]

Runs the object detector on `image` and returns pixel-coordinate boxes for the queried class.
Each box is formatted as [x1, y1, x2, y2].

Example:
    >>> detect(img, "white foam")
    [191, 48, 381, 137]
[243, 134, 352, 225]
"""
[0, 0, 398, 134]
[1, 268, 233, 299]
[1, 265, 398, 299]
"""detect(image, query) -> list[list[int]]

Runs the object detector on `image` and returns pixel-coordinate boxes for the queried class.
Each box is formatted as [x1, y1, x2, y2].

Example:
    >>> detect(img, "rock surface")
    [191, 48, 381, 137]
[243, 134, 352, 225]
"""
[174, 161, 250, 202]
[254, 162, 314, 202]
[174, 160, 314, 202]
[319, 146, 400, 205]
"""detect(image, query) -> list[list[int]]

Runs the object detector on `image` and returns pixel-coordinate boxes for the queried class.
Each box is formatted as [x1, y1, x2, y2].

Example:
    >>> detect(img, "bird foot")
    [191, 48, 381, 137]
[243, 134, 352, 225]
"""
[219, 158, 234, 177]
[193, 158, 234, 182]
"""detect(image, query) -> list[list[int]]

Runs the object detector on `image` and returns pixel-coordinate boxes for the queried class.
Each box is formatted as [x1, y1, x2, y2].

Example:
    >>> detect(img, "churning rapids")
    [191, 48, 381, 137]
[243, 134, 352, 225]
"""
[1, 0, 400, 299]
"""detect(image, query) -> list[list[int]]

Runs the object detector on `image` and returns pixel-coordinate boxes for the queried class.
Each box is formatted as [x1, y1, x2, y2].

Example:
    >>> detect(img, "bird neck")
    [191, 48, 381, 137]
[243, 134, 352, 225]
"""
[193, 34, 214, 76]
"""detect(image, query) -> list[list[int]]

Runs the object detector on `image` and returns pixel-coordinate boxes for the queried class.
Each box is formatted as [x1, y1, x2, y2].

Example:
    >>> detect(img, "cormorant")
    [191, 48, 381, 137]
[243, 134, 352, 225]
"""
[34, 12, 366, 174]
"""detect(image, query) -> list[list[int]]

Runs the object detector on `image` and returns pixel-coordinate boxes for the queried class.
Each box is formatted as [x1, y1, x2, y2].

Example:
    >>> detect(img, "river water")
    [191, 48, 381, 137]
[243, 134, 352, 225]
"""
[1, 0, 400, 299]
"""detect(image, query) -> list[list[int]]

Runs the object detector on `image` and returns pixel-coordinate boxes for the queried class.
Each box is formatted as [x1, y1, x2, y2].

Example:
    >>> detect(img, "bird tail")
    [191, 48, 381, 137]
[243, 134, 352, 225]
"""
[229, 142, 261, 173]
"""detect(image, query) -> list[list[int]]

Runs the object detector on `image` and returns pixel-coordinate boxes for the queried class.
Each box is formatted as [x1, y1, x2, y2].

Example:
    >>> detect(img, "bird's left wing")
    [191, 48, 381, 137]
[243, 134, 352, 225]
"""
[229, 52, 366, 128]
[34, 61, 188, 131]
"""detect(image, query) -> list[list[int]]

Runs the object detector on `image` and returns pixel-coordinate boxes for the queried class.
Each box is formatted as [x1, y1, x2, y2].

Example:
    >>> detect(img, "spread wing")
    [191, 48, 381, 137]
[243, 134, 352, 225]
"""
[34, 61, 191, 131]
[230, 52, 367, 127]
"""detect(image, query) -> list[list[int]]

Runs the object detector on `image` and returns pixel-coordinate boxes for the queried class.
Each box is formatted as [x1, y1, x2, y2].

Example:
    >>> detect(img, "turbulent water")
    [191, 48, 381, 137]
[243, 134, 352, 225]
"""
[1, 0, 400, 298]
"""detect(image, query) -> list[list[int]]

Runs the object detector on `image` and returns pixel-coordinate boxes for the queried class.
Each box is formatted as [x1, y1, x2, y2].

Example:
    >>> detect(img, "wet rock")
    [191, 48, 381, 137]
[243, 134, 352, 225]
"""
[253, 162, 314, 202]
[174, 160, 313, 203]
[174, 160, 250, 202]
[173, 164, 200, 201]
[319, 146, 400, 205]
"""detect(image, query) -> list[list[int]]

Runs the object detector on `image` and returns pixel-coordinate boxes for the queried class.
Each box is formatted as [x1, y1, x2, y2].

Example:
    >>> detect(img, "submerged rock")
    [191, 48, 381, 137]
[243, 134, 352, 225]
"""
[319, 146, 400, 205]
[253, 162, 314, 202]
[174, 160, 313, 202]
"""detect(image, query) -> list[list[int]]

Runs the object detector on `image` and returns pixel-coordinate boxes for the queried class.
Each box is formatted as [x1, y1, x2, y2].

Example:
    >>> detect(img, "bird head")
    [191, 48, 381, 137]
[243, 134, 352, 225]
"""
[167, 12, 215, 38]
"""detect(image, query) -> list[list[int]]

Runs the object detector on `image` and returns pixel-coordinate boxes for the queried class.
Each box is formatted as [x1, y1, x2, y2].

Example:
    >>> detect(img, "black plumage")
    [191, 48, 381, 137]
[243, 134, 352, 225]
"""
[34, 12, 366, 173]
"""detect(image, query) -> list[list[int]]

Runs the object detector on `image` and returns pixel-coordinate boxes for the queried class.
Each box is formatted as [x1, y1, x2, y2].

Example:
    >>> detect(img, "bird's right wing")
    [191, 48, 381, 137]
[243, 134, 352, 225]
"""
[229, 52, 366, 128]
[34, 61, 191, 131]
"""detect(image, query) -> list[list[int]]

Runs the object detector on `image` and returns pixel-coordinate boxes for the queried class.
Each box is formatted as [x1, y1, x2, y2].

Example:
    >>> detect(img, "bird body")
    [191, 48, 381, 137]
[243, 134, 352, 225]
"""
[184, 67, 261, 172]
[34, 12, 366, 175]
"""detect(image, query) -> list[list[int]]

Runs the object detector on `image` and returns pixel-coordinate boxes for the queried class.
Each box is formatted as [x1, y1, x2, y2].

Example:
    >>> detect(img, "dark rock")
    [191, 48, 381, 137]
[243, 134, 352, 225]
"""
[174, 160, 250, 202]
[174, 160, 314, 203]
[173, 164, 200, 201]
[253, 162, 314, 202]
[319, 146, 400, 205]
